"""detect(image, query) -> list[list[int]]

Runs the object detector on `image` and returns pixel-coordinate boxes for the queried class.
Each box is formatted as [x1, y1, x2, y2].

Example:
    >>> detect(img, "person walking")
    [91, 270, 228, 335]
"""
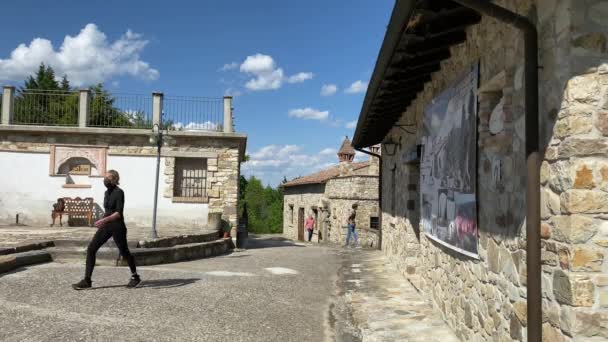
[344, 203, 359, 248]
[304, 214, 315, 242]
[72, 170, 141, 290]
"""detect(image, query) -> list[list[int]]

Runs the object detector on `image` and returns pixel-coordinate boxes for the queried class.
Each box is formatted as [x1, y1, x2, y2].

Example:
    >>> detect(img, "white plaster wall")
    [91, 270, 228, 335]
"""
[0, 151, 208, 228]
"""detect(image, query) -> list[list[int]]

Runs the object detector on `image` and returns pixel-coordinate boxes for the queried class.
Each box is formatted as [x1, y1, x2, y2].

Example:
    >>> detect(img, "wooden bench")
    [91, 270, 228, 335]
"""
[51, 197, 94, 227]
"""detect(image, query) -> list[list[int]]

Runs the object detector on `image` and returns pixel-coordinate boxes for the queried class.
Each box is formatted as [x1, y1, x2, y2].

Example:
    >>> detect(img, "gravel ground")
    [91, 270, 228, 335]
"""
[0, 236, 340, 342]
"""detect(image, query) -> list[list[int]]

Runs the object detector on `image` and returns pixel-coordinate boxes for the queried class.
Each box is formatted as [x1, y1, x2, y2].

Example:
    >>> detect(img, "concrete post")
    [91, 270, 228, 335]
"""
[2, 86, 15, 125]
[78, 89, 91, 128]
[223, 96, 233, 133]
[152, 92, 163, 127]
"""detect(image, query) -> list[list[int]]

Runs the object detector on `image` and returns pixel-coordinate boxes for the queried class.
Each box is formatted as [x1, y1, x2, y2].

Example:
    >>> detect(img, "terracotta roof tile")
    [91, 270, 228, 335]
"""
[282, 161, 369, 187]
[338, 136, 356, 155]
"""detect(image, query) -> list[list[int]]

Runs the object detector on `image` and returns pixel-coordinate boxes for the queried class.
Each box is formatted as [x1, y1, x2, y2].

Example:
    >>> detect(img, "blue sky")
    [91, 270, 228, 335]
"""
[0, 0, 393, 186]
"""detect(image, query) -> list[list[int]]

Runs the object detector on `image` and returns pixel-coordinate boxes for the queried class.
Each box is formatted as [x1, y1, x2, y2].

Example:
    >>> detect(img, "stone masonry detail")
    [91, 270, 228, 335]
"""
[378, 1, 608, 341]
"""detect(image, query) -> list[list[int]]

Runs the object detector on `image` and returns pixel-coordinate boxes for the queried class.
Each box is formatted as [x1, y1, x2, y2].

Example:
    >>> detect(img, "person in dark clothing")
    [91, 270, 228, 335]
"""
[72, 170, 140, 290]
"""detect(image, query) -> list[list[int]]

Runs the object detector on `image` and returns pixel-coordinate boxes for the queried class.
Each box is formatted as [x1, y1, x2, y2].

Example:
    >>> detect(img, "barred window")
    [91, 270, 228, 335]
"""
[174, 158, 207, 198]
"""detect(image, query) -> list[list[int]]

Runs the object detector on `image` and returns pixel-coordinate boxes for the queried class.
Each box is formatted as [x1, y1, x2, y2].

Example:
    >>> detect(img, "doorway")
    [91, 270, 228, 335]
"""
[297, 208, 305, 241]
[312, 208, 320, 241]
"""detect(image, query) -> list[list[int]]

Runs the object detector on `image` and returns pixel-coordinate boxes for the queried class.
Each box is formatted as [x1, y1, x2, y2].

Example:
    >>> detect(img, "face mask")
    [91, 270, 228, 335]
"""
[104, 179, 114, 188]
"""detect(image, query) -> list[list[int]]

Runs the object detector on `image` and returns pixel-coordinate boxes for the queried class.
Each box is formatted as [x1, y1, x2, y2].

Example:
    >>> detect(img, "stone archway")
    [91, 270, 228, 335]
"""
[49, 145, 107, 176]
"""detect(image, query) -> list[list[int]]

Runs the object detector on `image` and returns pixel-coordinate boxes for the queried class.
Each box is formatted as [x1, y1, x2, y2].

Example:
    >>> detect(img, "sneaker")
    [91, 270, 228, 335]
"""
[126, 275, 141, 288]
[72, 278, 92, 290]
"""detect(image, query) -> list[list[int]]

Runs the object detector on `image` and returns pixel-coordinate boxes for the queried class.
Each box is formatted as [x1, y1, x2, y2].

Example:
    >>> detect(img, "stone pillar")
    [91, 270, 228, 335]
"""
[223, 96, 233, 133]
[152, 92, 163, 127]
[78, 89, 90, 128]
[1, 86, 15, 125]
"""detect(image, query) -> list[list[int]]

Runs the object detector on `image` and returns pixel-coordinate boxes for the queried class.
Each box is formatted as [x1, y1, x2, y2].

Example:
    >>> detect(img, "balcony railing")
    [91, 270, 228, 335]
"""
[0, 86, 235, 133]
[13, 89, 79, 126]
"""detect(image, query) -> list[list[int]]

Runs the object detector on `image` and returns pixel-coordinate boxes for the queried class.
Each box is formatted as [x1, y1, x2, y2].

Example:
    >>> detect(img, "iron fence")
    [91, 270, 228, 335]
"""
[88, 92, 153, 129]
[163, 96, 224, 131]
[12, 89, 79, 126]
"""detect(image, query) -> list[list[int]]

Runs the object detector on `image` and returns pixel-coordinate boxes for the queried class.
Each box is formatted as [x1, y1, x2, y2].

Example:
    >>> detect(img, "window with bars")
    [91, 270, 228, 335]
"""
[174, 158, 207, 199]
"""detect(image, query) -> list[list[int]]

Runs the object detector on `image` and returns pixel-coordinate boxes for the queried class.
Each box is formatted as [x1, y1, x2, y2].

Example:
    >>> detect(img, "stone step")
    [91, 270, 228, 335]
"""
[52, 239, 138, 249]
[0, 241, 55, 256]
[0, 250, 53, 274]
[48, 238, 235, 267]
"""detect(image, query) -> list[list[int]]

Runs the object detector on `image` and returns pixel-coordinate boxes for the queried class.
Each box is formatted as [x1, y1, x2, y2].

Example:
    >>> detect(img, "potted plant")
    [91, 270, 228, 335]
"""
[221, 220, 233, 238]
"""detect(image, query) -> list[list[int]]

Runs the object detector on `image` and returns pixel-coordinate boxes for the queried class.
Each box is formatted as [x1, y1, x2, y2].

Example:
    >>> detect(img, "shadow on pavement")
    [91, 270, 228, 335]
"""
[0, 267, 28, 278]
[89, 278, 200, 290]
[244, 235, 305, 250]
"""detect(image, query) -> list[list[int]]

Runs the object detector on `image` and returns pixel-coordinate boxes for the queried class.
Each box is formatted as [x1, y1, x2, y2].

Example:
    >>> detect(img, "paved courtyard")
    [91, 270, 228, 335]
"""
[0, 236, 458, 342]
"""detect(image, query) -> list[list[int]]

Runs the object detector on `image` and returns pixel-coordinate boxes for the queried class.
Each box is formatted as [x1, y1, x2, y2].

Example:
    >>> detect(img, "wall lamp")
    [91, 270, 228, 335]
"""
[382, 135, 401, 156]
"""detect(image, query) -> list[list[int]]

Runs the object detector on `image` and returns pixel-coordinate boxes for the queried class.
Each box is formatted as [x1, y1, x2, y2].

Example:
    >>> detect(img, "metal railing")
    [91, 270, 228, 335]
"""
[88, 92, 153, 129]
[163, 96, 224, 131]
[1, 87, 235, 133]
[13, 89, 79, 126]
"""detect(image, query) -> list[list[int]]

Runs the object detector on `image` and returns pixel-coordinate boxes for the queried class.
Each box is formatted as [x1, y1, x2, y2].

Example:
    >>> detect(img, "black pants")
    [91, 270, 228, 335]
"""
[85, 223, 136, 280]
[307, 229, 313, 242]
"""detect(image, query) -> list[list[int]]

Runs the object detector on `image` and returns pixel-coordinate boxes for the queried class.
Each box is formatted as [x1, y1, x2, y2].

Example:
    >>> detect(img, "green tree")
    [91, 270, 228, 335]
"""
[241, 176, 283, 234]
[88, 83, 133, 127]
[14, 64, 149, 128]
[14, 63, 79, 125]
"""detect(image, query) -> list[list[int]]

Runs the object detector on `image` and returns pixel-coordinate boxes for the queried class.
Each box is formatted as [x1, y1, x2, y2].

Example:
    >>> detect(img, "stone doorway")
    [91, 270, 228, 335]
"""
[312, 208, 320, 241]
[297, 208, 305, 241]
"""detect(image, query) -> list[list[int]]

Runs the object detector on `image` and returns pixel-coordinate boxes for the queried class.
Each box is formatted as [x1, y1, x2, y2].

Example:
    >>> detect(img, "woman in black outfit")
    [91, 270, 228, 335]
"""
[72, 170, 140, 290]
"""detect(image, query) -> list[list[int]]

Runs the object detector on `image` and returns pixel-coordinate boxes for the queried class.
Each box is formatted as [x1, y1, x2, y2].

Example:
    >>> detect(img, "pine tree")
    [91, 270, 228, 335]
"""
[15, 63, 76, 125]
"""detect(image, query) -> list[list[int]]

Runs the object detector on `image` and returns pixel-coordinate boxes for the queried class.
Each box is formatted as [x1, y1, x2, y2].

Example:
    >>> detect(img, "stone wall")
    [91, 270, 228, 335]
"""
[325, 176, 380, 247]
[283, 184, 326, 241]
[0, 129, 243, 227]
[379, 0, 608, 341]
[283, 176, 380, 247]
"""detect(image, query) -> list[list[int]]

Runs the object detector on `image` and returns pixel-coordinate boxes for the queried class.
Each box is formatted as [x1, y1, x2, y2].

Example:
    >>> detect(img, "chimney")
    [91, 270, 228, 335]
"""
[368, 144, 381, 176]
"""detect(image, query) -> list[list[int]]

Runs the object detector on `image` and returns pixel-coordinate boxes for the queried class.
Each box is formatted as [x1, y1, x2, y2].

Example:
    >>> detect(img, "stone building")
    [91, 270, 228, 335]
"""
[0, 89, 246, 234]
[282, 137, 380, 247]
[352, 0, 608, 341]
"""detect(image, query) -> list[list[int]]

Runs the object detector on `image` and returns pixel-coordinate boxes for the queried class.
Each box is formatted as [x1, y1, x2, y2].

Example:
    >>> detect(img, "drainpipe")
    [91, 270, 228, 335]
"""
[355, 147, 383, 250]
[451, 1, 540, 341]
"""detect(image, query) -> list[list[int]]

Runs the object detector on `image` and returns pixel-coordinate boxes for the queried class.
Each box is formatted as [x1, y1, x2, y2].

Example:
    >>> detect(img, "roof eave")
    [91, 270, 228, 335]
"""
[352, 0, 417, 148]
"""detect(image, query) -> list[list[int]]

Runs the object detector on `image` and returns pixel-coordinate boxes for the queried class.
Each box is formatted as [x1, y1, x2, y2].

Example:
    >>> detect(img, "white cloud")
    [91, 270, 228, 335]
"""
[354, 151, 368, 162]
[319, 148, 337, 155]
[0, 24, 158, 86]
[288, 107, 329, 121]
[321, 84, 338, 96]
[287, 72, 313, 83]
[345, 120, 358, 129]
[345, 80, 368, 94]
[219, 62, 238, 71]
[251, 145, 300, 159]
[238, 53, 311, 91]
[173, 121, 219, 131]
[242, 144, 346, 186]
[224, 87, 242, 97]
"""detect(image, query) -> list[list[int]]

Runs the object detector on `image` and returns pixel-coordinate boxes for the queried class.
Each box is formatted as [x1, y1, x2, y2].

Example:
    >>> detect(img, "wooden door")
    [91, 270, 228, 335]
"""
[297, 208, 305, 241]
[312, 208, 319, 241]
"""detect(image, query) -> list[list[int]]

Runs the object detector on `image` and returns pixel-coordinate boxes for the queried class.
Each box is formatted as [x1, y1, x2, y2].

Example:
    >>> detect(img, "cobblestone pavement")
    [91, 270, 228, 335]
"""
[331, 248, 459, 342]
[0, 236, 340, 342]
[0, 224, 208, 246]
[0, 235, 458, 342]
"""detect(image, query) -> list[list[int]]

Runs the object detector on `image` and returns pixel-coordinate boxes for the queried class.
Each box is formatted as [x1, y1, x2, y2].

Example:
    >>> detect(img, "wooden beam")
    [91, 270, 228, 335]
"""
[391, 49, 451, 70]
[385, 63, 441, 81]
[381, 73, 431, 88]
[405, 30, 467, 52]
